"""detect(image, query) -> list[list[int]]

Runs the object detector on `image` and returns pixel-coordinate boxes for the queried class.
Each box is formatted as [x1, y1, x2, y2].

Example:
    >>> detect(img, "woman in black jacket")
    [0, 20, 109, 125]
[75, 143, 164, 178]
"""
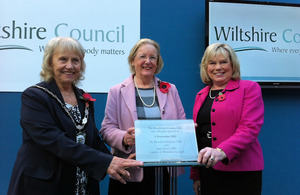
[8, 37, 142, 195]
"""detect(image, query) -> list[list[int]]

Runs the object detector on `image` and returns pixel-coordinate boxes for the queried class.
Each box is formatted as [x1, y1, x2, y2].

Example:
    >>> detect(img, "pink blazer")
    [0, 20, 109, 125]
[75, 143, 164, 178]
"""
[190, 79, 264, 180]
[100, 75, 186, 182]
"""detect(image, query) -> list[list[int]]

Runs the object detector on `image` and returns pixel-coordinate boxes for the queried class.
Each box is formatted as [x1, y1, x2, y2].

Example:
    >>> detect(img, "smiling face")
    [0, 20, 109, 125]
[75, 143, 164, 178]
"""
[131, 43, 158, 80]
[51, 47, 82, 88]
[207, 51, 233, 89]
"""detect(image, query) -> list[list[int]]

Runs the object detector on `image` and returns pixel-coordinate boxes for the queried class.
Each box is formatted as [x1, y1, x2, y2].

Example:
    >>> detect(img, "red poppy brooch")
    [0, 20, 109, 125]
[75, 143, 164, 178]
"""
[80, 93, 96, 102]
[217, 92, 226, 102]
[158, 80, 171, 93]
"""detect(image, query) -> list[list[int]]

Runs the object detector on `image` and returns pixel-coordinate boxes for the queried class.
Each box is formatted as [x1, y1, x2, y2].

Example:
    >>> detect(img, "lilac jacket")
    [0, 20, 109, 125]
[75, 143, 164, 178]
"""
[100, 75, 186, 182]
[190, 79, 264, 180]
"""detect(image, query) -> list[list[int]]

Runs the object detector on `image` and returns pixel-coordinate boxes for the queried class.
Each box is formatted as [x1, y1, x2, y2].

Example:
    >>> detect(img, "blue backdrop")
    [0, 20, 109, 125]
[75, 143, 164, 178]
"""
[1, 0, 300, 194]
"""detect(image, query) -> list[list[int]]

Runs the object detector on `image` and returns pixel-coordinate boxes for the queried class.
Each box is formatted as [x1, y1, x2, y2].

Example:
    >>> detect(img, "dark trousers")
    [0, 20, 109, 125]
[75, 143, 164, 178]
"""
[199, 167, 262, 195]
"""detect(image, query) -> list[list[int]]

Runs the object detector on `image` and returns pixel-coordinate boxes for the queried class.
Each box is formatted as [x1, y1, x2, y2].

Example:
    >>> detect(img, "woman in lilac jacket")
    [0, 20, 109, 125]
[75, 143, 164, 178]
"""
[100, 38, 186, 195]
[190, 43, 264, 195]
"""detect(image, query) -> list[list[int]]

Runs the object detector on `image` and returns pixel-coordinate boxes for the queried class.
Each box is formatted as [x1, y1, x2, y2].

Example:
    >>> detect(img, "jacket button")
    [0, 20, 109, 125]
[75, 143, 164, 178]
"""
[212, 108, 215, 112]
[213, 137, 217, 141]
[212, 122, 216, 126]
[215, 98, 219, 102]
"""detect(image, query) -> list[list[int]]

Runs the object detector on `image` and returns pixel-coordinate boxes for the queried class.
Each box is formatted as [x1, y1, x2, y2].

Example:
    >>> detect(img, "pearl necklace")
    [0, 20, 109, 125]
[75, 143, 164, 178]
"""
[209, 88, 217, 99]
[209, 88, 223, 99]
[134, 77, 156, 108]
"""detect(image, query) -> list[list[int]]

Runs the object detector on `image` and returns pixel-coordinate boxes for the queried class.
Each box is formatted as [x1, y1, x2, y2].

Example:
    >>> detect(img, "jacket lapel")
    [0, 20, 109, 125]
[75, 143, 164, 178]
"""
[39, 80, 88, 139]
[121, 76, 168, 120]
[155, 77, 167, 116]
[43, 80, 85, 118]
[193, 86, 209, 121]
[224, 79, 240, 91]
[121, 76, 138, 121]
[40, 80, 65, 103]
[74, 86, 85, 117]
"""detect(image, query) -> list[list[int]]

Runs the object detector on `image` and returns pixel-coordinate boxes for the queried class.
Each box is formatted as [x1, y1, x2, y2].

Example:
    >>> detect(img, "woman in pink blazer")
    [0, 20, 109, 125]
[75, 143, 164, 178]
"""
[190, 43, 264, 195]
[100, 38, 186, 195]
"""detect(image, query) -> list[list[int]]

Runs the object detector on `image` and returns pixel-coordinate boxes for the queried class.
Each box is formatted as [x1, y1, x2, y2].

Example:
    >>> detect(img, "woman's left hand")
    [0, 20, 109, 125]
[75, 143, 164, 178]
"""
[197, 147, 226, 168]
[123, 127, 135, 146]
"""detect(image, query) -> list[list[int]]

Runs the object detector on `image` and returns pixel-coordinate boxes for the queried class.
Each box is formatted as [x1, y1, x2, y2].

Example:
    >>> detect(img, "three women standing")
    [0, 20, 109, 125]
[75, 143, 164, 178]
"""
[8, 36, 264, 195]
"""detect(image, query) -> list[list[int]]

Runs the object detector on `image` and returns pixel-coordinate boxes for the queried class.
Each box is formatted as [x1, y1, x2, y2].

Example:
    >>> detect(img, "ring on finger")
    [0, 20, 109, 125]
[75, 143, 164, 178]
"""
[210, 156, 215, 161]
[120, 171, 126, 176]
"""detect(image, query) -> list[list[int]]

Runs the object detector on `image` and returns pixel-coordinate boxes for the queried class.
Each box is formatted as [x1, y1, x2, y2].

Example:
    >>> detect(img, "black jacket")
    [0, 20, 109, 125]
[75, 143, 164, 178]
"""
[8, 80, 113, 195]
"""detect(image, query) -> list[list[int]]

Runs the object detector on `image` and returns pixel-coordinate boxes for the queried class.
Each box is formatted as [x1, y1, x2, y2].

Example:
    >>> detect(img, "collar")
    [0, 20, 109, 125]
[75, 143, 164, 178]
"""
[197, 79, 240, 95]
[224, 79, 240, 91]
[36, 80, 85, 110]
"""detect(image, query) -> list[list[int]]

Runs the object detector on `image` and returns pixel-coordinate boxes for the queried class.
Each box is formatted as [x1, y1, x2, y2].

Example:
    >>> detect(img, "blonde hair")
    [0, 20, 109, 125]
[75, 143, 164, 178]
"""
[40, 37, 86, 85]
[200, 43, 241, 85]
[128, 38, 164, 74]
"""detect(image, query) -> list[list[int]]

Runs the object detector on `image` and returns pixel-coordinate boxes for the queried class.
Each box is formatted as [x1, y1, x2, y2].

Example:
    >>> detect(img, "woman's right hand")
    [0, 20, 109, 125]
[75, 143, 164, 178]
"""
[107, 156, 143, 184]
[123, 127, 135, 146]
[193, 180, 201, 195]
[127, 153, 136, 160]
